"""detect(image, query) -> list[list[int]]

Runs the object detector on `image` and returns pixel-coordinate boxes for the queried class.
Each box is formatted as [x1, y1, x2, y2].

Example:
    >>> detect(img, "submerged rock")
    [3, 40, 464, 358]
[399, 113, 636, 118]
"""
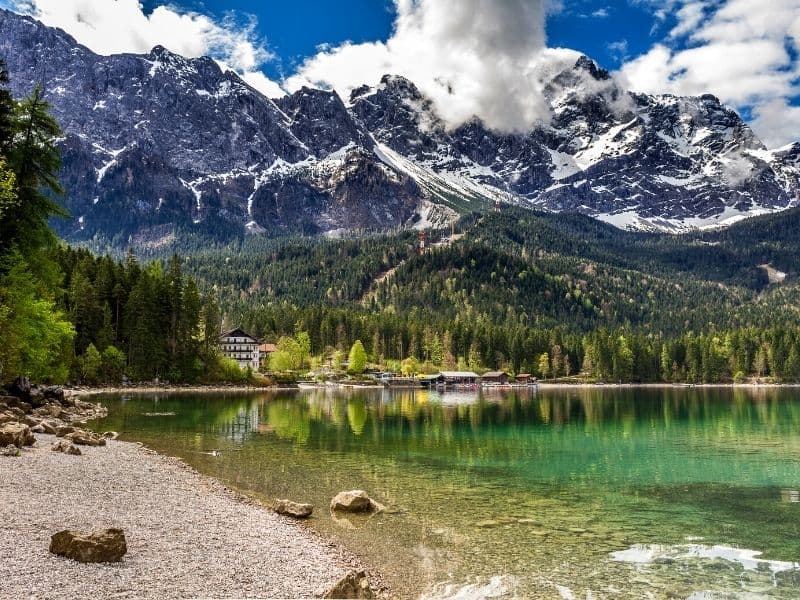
[274, 499, 313, 519]
[330, 490, 383, 513]
[0, 422, 35, 447]
[320, 570, 375, 599]
[49, 528, 127, 563]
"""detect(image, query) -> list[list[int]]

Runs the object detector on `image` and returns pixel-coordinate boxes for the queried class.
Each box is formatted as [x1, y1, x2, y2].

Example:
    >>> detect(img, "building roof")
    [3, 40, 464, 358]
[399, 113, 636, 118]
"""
[220, 328, 258, 342]
[439, 371, 480, 378]
[482, 371, 509, 378]
[516, 373, 531, 378]
[259, 343, 278, 353]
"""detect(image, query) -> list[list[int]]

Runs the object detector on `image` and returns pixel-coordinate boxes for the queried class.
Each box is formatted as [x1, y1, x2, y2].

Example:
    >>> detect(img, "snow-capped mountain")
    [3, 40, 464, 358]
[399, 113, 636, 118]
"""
[1, 9, 798, 243]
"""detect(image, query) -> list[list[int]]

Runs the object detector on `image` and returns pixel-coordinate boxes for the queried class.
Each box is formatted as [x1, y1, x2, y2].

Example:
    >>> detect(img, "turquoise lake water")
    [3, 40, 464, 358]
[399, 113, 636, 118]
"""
[90, 387, 800, 599]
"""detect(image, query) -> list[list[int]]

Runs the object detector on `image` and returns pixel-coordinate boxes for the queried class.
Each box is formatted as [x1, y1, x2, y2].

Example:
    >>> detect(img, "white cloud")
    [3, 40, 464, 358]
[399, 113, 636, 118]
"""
[286, 0, 579, 132]
[752, 99, 800, 149]
[6, 0, 285, 97]
[619, 0, 800, 146]
[668, 1, 705, 38]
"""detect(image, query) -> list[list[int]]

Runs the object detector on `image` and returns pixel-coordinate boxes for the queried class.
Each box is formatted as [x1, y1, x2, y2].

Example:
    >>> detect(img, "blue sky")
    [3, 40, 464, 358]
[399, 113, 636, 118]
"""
[5, 0, 800, 145]
[142, 0, 665, 80]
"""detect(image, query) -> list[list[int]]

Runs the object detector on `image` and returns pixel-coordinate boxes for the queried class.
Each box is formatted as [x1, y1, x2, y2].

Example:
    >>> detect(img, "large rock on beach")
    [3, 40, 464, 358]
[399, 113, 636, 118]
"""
[274, 499, 313, 519]
[330, 490, 383, 513]
[321, 570, 375, 599]
[49, 529, 127, 563]
[0, 422, 35, 447]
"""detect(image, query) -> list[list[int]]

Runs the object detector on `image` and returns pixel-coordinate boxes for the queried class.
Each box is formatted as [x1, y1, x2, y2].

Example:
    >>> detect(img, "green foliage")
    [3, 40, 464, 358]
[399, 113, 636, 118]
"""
[101, 345, 126, 383]
[348, 340, 367, 374]
[0, 254, 74, 383]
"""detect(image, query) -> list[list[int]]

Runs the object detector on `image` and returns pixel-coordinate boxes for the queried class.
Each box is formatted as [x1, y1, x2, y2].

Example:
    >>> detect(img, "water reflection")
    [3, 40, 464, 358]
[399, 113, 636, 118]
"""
[94, 387, 800, 599]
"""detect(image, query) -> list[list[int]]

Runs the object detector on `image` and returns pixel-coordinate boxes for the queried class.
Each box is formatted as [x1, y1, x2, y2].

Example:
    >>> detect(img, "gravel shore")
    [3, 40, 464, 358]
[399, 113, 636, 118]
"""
[0, 433, 357, 599]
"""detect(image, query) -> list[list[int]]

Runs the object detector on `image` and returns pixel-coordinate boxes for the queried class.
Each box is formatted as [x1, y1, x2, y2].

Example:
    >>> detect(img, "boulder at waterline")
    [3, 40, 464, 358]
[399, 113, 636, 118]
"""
[320, 570, 375, 599]
[49, 529, 127, 563]
[51, 440, 82, 455]
[274, 499, 313, 519]
[330, 490, 373, 513]
[0, 422, 35, 447]
[0, 444, 20, 457]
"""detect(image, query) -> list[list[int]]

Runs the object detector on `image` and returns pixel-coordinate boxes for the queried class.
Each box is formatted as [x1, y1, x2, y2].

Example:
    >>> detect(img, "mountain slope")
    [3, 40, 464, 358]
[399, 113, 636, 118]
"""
[1, 8, 798, 244]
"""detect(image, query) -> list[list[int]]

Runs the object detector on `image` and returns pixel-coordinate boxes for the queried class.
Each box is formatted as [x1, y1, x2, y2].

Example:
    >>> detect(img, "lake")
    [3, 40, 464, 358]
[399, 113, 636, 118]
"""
[90, 387, 800, 599]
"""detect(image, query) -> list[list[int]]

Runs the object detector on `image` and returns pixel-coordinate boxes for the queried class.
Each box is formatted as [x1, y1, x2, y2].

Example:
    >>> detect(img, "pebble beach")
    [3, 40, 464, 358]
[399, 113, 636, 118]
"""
[0, 433, 363, 599]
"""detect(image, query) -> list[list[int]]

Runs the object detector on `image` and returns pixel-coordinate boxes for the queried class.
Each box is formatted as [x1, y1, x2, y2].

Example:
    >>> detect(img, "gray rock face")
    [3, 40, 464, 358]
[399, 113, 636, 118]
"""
[49, 529, 127, 562]
[0, 8, 798, 238]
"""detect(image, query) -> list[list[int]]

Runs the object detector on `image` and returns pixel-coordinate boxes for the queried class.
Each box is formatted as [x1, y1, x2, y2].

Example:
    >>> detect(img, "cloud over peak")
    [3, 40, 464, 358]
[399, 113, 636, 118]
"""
[287, 0, 578, 132]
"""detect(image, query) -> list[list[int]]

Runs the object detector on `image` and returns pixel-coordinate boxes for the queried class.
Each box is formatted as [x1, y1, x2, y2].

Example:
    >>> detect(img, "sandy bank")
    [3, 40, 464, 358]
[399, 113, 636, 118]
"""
[0, 433, 364, 599]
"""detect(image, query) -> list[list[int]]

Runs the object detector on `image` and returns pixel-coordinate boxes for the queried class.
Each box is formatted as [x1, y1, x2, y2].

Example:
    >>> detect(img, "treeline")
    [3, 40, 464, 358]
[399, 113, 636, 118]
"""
[240, 304, 800, 383]
[52, 247, 235, 383]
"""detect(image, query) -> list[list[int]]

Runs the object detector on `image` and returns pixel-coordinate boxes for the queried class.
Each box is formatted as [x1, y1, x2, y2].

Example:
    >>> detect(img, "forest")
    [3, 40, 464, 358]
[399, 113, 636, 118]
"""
[1, 55, 799, 386]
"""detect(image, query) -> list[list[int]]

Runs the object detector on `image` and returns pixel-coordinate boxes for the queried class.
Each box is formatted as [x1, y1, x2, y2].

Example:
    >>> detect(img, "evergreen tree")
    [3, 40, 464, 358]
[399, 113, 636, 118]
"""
[348, 340, 367, 374]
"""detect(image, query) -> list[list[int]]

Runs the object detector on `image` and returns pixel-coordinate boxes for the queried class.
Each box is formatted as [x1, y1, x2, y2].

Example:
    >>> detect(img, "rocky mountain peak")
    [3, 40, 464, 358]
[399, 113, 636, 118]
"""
[0, 8, 797, 241]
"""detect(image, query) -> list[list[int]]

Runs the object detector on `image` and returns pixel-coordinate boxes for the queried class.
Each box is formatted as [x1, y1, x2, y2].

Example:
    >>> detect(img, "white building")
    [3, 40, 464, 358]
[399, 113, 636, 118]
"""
[219, 328, 261, 371]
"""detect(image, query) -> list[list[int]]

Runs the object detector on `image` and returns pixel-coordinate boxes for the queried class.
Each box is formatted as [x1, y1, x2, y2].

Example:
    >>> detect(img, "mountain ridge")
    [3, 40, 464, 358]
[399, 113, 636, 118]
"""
[1, 8, 798, 245]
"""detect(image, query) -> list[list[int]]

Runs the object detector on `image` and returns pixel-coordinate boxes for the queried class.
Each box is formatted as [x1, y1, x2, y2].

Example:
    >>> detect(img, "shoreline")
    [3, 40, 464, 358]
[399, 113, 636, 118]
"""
[0, 428, 383, 599]
[65, 381, 800, 397]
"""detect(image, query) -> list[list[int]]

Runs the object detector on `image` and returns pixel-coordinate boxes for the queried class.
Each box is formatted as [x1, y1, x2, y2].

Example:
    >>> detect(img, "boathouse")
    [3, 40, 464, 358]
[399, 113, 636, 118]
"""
[439, 371, 480, 385]
[482, 371, 510, 385]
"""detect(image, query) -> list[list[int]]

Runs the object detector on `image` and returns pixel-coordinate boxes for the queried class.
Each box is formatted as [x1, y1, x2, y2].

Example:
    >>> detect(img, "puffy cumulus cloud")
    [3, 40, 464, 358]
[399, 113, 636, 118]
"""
[286, 0, 580, 132]
[6, 0, 285, 97]
[620, 0, 800, 146]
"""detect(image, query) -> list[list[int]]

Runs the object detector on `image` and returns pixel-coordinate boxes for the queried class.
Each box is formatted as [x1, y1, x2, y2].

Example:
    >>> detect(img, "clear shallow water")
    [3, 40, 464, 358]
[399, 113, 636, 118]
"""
[90, 387, 800, 599]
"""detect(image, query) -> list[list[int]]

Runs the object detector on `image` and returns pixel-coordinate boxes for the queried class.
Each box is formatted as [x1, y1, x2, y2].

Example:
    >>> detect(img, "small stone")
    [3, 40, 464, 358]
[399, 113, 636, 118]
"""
[39, 420, 58, 434]
[65, 430, 106, 447]
[475, 520, 500, 528]
[321, 570, 375, 599]
[102, 431, 119, 440]
[49, 529, 127, 562]
[55, 425, 75, 437]
[30, 423, 45, 433]
[0, 444, 20, 457]
[274, 499, 313, 518]
[52, 440, 82, 455]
